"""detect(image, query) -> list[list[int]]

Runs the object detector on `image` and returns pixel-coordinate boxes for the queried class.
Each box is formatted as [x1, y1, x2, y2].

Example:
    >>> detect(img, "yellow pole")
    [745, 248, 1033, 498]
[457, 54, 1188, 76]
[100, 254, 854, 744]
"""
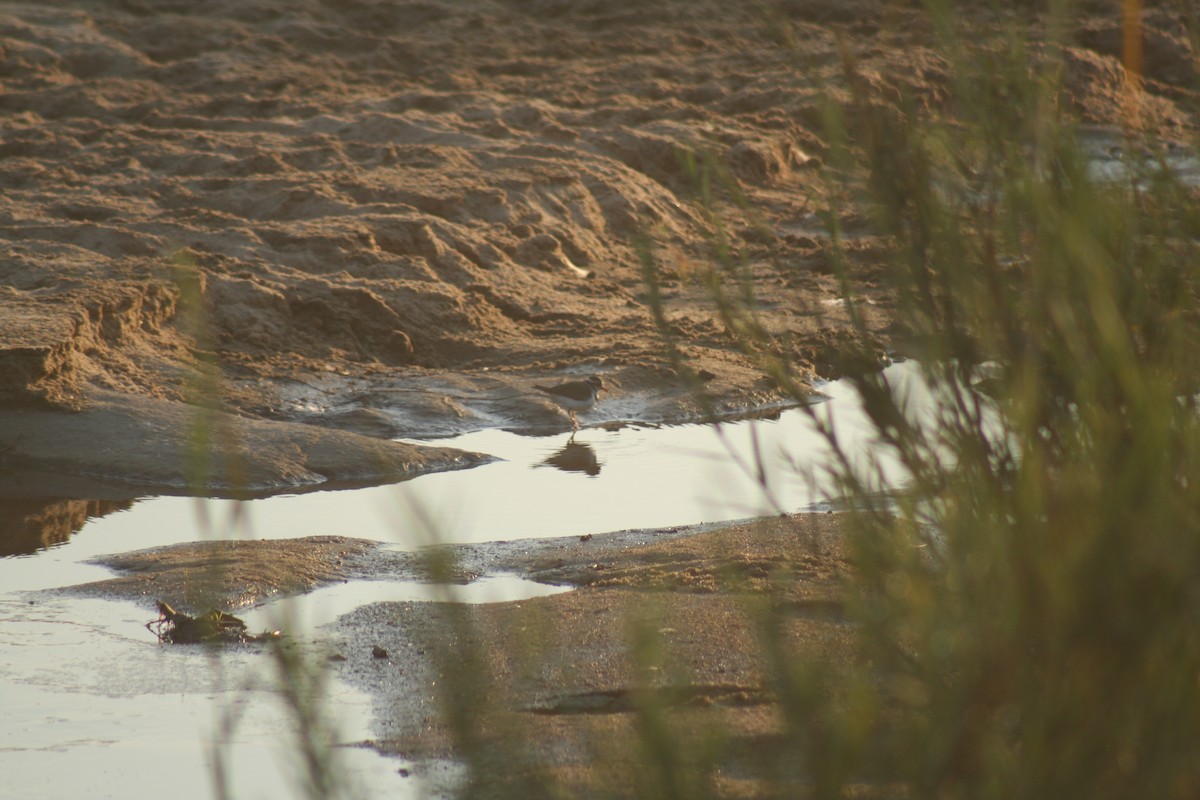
[1122, 0, 1143, 128]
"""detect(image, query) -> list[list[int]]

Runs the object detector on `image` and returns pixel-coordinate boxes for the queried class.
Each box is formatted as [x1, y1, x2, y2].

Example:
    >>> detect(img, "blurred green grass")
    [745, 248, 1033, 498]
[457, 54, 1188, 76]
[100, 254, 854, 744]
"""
[626, 2, 1200, 798]
[244, 3, 1200, 797]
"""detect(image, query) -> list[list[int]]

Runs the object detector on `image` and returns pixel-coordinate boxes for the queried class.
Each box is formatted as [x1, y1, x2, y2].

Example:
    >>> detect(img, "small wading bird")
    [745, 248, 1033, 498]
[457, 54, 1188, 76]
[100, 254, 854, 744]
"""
[534, 375, 604, 431]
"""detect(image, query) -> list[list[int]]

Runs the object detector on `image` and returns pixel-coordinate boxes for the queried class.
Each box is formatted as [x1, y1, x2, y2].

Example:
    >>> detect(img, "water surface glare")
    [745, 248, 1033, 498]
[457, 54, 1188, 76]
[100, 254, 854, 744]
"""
[10, 362, 926, 582]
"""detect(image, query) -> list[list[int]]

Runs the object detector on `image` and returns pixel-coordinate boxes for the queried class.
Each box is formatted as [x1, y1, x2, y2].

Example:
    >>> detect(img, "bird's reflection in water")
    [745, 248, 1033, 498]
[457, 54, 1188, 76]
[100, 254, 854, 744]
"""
[540, 438, 602, 476]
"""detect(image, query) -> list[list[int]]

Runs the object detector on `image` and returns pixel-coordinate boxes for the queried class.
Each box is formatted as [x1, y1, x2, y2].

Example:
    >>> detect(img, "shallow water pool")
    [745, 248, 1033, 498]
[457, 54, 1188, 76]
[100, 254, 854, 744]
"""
[0, 362, 950, 799]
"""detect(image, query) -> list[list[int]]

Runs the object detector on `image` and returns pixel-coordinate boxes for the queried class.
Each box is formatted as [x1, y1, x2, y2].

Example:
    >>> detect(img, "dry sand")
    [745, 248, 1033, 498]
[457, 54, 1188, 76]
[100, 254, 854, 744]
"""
[6, 0, 1193, 488]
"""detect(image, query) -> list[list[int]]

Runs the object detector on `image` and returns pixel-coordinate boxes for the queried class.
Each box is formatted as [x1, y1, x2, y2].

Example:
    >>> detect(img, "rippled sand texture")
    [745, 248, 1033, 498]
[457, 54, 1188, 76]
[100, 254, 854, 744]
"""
[1, 0, 1196, 458]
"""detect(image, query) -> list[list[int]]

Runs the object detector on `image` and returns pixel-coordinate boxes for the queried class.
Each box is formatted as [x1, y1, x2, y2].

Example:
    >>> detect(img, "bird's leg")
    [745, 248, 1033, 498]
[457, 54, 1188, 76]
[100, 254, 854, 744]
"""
[570, 411, 579, 431]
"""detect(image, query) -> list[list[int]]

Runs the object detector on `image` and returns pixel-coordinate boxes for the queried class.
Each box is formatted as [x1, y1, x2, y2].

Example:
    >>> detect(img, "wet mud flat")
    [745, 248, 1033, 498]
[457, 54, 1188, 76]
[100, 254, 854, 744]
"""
[333, 513, 855, 797]
[58, 511, 856, 796]
[0, 388, 494, 498]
